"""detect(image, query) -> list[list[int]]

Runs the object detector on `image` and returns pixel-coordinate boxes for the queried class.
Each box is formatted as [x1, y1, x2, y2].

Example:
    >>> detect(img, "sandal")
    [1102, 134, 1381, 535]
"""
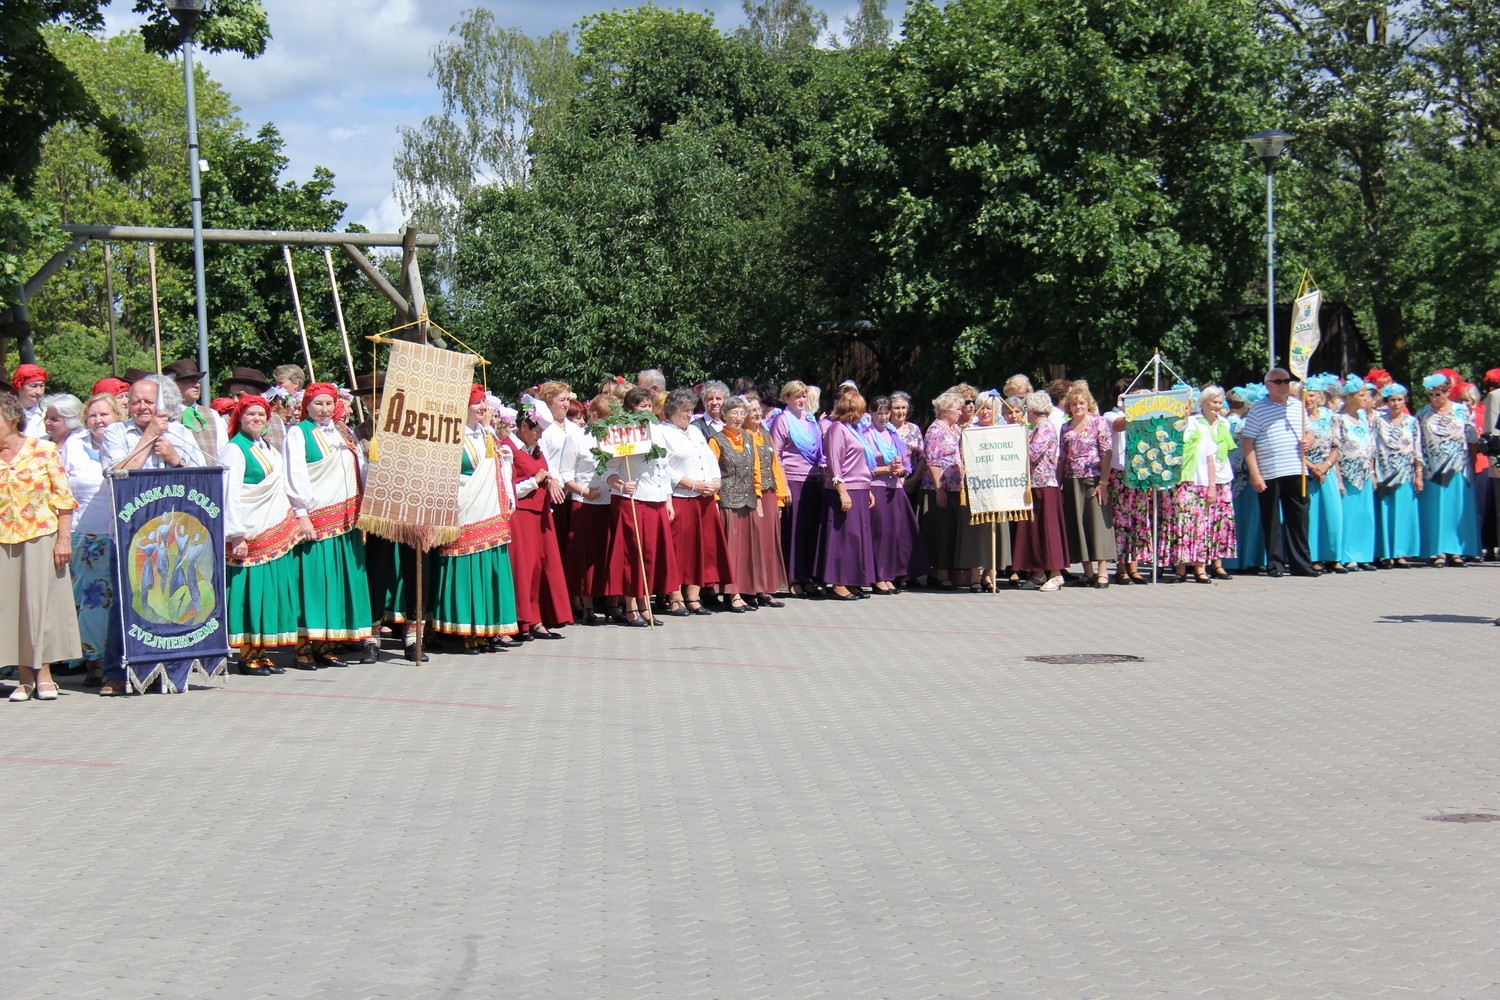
[98, 681, 122, 697]
[1210, 568, 1232, 580]
[1193, 572, 1212, 584]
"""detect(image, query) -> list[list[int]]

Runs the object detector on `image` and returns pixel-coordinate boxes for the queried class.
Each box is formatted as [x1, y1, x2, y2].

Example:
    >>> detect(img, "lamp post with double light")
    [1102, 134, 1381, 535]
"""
[1241, 129, 1294, 371]
[169, 0, 210, 393]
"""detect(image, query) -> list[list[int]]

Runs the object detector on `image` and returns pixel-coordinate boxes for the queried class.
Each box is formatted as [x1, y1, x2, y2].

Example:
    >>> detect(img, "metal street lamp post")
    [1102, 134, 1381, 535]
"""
[169, 0, 210, 392]
[1241, 129, 1294, 371]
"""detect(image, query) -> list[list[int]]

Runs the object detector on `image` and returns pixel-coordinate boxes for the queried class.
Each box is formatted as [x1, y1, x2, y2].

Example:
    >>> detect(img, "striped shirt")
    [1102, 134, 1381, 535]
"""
[1239, 397, 1306, 480]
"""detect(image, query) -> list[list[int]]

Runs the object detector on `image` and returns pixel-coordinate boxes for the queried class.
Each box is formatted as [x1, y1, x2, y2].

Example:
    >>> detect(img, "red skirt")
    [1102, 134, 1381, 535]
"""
[604, 497, 680, 597]
[671, 493, 733, 587]
[1011, 485, 1069, 573]
[510, 505, 571, 629]
[564, 500, 613, 597]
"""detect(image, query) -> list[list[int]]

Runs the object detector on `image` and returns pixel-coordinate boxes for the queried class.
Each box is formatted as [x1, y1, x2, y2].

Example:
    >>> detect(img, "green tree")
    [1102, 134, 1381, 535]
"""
[0, 0, 269, 193]
[735, 0, 828, 54]
[393, 8, 576, 293]
[817, 0, 1276, 397]
[838, 0, 892, 49]
[456, 8, 823, 394]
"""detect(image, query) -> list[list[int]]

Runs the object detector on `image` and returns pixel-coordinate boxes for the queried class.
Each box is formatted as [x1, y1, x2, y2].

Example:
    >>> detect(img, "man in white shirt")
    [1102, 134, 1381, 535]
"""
[1240, 367, 1315, 577]
[101, 376, 207, 472]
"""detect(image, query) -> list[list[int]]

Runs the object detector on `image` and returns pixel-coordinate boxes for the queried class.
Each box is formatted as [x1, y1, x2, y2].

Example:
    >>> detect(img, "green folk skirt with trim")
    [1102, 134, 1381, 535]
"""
[433, 543, 518, 637]
[293, 529, 374, 642]
[227, 551, 300, 647]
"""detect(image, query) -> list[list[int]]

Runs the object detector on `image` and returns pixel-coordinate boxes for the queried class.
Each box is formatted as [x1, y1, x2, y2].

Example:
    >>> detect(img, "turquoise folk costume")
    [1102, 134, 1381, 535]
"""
[1304, 398, 1344, 565]
[1417, 390, 1480, 559]
[434, 390, 519, 647]
[224, 395, 301, 671]
[1335, 400, 1377, 566]
[284, 383, 372, 665]
[1373, 388, 1422, 563]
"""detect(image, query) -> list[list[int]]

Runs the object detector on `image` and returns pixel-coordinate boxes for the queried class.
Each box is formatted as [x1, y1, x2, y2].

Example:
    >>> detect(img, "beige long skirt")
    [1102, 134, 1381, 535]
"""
[1, 532, 84, 667]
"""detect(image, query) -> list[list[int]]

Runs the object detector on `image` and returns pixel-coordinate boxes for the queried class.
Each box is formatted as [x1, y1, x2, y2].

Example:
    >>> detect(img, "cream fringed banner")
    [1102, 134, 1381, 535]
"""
[962, 423, 1033, 523]
[357, 340, 476, 549]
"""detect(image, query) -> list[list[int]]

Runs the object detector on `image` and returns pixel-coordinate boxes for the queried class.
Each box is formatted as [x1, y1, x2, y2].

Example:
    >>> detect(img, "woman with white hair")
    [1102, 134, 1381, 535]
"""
[1169, 386, 1236, 583]
[41, 393, 84, 448]
[1011, 391, 1068, 591]
[921, 391, 972, 588]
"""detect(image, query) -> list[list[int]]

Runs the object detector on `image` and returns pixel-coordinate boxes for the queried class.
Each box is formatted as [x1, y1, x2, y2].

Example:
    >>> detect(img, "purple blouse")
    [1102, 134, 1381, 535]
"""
[923, 419, 964, 491]
[770, 410, 824, 483]
[1028, 418, 1060, 488]
[1058, 414, 1112, 480]
[824, 421, 873, 490]
[862, 424, 910, 489]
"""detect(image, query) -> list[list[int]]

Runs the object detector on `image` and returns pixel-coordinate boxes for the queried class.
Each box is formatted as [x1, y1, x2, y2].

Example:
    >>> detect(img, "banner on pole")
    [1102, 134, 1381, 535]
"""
[961, 423, 1033, 522]
[1288, 288, 1322, 380]
[358, 340, 476, 549]
[112, 467, 229, 693]
[597, 422, 653, 459]
[1121, 389, 1193, 490]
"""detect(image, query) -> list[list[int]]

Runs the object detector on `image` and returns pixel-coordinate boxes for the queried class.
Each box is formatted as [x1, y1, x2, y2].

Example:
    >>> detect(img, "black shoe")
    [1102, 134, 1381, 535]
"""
[316, 653, 348, 667]
[1332, 564, 1349, 574]
[360, 643, 379, 664]
[688, 603, 713, 616]
[757, 596, 785, 608]
[623, 615, 651, 628]
[726, 600, 750, 613]
[402, 645, 430, 662]
[1266, 567, 1284, 578]
[667, 601, 691, 618]
[267, 664, 286, 674]
[530, 628, 565, 640]
[238, 664, 273, 676]
[293, 658, 320, 670]
[1359, 563, 1378, 572]
[826, 590, 860, 601]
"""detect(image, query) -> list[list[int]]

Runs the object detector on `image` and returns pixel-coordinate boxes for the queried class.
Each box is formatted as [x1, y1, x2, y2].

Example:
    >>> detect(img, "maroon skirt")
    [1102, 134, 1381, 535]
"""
[1011, 485, 1069, 573]
[671, 493, 733, 588]
[510, 505, 572, 629]
[564, 500, 612, 597]
[722, 495, 789, 596]
[604, 497, 680, 597]
[815, 487, 877, 586]
[753, 492, 789, 594]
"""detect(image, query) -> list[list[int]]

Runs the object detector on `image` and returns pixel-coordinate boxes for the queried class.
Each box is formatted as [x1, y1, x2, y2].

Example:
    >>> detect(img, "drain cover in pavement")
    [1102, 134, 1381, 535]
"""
[1426, 813, 1500, 823]
[1025, 653, 1145, 664]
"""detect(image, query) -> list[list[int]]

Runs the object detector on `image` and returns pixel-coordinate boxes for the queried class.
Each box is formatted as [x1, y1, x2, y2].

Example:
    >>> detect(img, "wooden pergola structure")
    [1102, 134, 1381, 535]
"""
[1, 222, 442, 374]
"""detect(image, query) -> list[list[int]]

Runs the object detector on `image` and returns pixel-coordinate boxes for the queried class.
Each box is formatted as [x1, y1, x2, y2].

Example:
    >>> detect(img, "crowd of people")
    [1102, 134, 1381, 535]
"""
[2, 358, 1498, 702]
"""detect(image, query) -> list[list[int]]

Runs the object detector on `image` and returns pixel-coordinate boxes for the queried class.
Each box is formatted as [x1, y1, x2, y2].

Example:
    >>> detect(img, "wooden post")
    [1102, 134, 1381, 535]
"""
[147, 243, 162, 372]
[323, 247, 364, 421]
[103, 242, 119, 377]
[413, 547, 426, 665]
[282, 245, 317, 381]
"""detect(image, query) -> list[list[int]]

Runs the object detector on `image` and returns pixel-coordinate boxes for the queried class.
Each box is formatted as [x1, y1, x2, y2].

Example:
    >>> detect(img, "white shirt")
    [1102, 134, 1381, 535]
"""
[224, 436, 291, 540]
[60, 430, 105, 523]
[1102, 408, 1127, 471]
[22, 405, 45, 438]
[560, 421, 609, 505]
[100, 419, 207, 471]
[283, 420, 363, 516]
[540, 421, 570, 475]
[659, 421, 719, 497]
[1046, 406, 1065, 458]
[606, 422, 673, 502]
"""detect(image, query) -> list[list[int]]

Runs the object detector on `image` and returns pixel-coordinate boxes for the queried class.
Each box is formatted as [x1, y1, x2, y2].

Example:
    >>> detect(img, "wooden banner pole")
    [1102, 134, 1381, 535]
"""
[103, 242, 119, 377]
[624, 454, 654, 627]
[147, 243, 162, 372]
[282, 245, 317, 381]
[323, 246, 364, 421]
[413, 546, 426, 664]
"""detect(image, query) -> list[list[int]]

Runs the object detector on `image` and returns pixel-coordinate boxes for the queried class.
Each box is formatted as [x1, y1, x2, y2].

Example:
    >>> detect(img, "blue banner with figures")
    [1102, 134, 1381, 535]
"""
[111, 468, 229, 693]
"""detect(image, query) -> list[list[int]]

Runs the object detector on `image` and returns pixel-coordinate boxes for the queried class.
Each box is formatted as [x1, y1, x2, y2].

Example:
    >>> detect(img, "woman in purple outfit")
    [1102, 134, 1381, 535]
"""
[817, 391, 878, 599]
[770, 380, 825, 595]
[862, 396, 929, 593]
[1011, 392, 1069, 592]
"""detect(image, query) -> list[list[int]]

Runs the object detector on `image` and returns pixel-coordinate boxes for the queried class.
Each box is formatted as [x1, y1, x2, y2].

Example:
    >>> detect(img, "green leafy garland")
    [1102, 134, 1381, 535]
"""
[587, 408, 666, 475]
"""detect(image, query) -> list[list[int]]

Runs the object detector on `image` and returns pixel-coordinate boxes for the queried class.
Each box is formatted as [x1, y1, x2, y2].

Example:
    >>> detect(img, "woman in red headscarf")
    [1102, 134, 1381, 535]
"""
[283, 383, 374, 667]
[224, 395, 300, 674]
[502, 399, 571, 639]
[433, 386, 519, 650]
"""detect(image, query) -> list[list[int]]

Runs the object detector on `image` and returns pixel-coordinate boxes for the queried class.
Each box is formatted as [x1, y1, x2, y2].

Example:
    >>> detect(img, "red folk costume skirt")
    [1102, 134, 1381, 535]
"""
[564, 499, 613, 598]
[1011, 484, 1070, 573]
[605, 496, 680, 597]
[509, 503, 571, 630]
[671, 493, 733, 588]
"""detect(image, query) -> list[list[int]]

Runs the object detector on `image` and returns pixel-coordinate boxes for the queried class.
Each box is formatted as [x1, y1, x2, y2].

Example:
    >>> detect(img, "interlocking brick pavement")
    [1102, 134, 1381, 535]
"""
[3, 566, 1499, 999]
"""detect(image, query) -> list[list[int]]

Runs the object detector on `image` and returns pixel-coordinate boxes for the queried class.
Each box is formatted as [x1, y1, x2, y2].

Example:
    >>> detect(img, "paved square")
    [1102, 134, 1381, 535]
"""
[4, 568, 1498, 999]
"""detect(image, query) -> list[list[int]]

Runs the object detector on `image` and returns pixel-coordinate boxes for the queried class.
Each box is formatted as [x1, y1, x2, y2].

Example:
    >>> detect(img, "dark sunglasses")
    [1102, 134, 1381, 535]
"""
[1266, 378, 1292, 385]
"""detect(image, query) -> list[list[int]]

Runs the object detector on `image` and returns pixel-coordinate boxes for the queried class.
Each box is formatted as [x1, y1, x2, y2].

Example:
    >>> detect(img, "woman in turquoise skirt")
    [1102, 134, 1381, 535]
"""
[1303, 377, 1344, 571]
[433, 386, 518, 651]
[224, 395, 300, 675]
[1374, 384, 1422, 567]
[1225, 385, 1268, 571]
[1416, 373, 1481, 564]
[1334, 376, 1378, 571]
[284, 383, 373, 668]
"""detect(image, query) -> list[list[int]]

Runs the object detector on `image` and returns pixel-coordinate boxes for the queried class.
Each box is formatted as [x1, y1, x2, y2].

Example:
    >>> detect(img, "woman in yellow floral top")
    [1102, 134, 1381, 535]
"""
[1, 391, 82, 702]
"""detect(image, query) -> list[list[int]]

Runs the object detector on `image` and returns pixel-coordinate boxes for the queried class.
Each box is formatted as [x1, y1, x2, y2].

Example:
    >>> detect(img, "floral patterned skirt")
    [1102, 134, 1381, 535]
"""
[70, 532, 115, 663]
[1169, 485, 1237, 564]
[1110, 475, 1169, 563]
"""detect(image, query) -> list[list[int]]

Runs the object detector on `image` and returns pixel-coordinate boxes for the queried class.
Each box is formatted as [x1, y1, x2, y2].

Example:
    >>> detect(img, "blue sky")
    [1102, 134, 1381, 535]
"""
[103, 0, 885, 235]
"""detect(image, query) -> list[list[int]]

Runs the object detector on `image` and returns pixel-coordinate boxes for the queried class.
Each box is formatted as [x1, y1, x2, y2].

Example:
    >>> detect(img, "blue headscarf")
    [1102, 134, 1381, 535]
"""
[1421, 373, 1449, 391]
[1340, 374, 1367, 395]
[1382, 382, 1407, 399]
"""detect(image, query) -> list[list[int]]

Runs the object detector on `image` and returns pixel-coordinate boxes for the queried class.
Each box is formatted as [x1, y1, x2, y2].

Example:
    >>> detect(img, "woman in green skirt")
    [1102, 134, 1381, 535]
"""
[224, 395, 300, 675]
[434, 386, 519, 651]
[284, 383, 373, 668]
